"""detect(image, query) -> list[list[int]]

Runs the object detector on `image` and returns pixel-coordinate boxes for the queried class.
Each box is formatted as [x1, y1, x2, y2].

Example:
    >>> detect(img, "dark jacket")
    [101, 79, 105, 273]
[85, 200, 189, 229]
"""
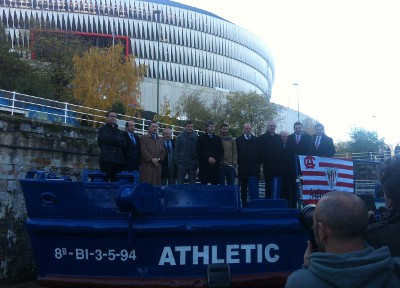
[235, 134, 260, 180]
[174, 130, 198, 168]
[196, 133, 224, 166]
[365, 209, 400, 257]
[310, 134, 336, 157]
[286, 132, 313, 176]
[97, 123, 126, 164]
[258, 132, 283, 177]
[122, 131, 141, 171]
[161, 138, 176, 179]
[286, 132, 313, 157]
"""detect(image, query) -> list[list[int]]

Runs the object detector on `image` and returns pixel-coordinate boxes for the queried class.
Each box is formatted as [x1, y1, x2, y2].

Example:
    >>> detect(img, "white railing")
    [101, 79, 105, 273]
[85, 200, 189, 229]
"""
[335, 151, 392, 162]
[0, 89, 191, 136]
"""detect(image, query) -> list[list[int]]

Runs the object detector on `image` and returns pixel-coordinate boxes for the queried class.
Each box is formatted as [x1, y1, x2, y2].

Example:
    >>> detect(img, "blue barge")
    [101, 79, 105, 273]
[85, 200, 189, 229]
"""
[20, 171, 309, 287]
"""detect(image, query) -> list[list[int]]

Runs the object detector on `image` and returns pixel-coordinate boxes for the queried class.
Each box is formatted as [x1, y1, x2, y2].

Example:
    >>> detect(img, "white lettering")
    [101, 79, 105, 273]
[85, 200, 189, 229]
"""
[211, 245, 224, 263]
[158, 243, 280, 266]
[257, 244, 263, 263]
[193, 246, 209, 265]
[175, 246, 191, 265]
[75, 248, 85, 260]
[158, 246, 176, 265]
[265, 244, 279, 263]
[226, 245, 240, 264]
[241, 244, 256, 263]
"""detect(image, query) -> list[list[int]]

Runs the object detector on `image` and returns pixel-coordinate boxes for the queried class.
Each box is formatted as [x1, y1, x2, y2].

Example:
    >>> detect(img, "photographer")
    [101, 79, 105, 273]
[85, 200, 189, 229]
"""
[286, 191, 399, 288]
[365, 157, 400, 257]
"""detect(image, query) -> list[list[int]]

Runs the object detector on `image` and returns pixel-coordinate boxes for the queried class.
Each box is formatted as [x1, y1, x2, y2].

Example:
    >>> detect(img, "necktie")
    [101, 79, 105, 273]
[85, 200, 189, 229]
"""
[166, 141, 171, 153]
[296, 135, 300, 144]
[209, 134, 212, 139]
[152, 133, 157, 140]
[315, 136, 320, 149]
[130, 133, 136, 145]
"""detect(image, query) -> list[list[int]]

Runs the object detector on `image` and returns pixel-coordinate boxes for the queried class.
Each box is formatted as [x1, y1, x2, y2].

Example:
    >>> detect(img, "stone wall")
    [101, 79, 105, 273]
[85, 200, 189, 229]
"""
[0, 114, 99, 282]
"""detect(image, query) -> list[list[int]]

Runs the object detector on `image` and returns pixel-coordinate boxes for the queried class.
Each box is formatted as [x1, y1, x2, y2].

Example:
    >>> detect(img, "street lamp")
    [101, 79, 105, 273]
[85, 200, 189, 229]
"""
[293, 83, 299, 121]
[153, 9, 161, 123]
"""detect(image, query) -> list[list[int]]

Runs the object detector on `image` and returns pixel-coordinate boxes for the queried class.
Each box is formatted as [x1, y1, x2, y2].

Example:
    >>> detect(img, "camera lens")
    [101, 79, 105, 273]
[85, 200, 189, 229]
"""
[299, 204, 316, 231]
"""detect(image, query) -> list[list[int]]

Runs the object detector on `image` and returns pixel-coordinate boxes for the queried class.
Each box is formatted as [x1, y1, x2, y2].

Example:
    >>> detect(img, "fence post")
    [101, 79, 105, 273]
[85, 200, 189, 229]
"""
[11, 91, 16, 115]
[64, 102, 68, 124]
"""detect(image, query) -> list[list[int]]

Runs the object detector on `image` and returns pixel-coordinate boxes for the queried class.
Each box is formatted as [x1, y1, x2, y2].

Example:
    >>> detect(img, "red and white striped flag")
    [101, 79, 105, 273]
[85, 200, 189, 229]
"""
[298, 156, 354, 205]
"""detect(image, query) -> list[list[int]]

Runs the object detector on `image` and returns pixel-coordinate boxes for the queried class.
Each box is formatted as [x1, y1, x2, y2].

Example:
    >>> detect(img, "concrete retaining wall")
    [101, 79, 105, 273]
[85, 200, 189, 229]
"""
[0, 114, 99, 282]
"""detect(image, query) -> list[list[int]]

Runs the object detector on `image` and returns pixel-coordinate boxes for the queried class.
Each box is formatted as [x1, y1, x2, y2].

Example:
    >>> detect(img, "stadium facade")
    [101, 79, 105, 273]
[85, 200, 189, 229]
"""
[0, 0, 275, 115]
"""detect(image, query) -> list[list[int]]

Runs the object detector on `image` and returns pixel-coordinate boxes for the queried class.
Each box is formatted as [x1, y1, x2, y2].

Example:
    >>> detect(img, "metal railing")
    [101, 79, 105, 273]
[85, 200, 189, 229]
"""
[0, 89, 191, 136]
[335, 151, 392, 162]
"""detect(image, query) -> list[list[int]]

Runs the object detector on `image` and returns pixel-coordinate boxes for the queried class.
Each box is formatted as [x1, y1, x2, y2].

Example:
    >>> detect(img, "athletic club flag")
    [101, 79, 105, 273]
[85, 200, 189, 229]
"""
[298, 156, 354, 205]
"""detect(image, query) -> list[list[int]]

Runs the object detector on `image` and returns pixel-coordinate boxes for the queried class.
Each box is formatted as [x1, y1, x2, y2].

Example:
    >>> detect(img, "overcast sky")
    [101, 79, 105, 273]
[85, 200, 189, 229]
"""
[174, 0, 400, 145]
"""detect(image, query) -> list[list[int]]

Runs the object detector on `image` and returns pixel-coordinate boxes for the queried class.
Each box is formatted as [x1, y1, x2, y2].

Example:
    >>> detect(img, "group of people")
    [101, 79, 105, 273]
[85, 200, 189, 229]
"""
[97, 111, 337, 208]
[286, 157, 400, 287]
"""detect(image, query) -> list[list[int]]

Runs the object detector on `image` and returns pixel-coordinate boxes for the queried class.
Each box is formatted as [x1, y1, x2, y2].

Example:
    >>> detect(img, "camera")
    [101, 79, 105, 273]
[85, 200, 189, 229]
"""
[299, 204, 318, 251]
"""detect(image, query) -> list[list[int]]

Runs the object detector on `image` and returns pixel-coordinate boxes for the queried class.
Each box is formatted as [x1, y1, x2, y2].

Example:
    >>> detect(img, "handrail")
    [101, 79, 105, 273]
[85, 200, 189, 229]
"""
[0, 89, 194, 137]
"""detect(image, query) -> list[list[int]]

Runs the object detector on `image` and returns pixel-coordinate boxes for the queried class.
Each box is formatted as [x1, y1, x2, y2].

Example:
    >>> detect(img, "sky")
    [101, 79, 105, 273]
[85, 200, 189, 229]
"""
[174, 0, 400, 145]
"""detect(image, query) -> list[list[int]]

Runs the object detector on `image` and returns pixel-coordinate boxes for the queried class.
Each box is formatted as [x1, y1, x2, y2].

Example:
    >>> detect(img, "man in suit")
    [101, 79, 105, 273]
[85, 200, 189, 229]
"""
[196, 120, 224, 185]
[311, 123, 336, 157]
[139, 121, 166, 186]
[161, 128, 176, 185]
[236, 123, 260, 207]
[123, 120, 141, 172]
[285, 122, 313, 207]
[258, 120, 283, 199]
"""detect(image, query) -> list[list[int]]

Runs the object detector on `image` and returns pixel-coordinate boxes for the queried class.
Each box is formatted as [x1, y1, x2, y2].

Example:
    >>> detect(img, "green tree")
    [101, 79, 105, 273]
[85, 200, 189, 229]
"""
[176, 91, 214, 130]
[347, 127, 385, 154]
[225, 91, 277, 136]
[0, 24, 53, 96]
[157, 96, 180, 126]
[33, 31, 91, 101]
[72, 44, 146, 113]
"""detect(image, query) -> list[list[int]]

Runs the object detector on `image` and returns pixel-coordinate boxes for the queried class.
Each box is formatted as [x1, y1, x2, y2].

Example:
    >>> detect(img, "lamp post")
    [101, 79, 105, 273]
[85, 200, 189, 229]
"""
[293, 83, 299, 121]
[153, 9, 161, 123]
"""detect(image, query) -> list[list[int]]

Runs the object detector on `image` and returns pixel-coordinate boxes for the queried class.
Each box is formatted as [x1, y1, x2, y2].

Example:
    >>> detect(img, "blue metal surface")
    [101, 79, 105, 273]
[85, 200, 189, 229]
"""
[20, 171, 309, 287]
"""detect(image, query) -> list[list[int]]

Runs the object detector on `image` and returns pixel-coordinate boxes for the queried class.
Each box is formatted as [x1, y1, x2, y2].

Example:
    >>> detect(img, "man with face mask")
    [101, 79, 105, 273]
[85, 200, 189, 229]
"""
[286, 191, 400, 288]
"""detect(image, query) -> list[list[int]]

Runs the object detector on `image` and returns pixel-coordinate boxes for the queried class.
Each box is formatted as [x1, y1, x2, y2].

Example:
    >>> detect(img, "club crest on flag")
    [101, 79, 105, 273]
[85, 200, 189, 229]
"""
[325, 168, 338, 189]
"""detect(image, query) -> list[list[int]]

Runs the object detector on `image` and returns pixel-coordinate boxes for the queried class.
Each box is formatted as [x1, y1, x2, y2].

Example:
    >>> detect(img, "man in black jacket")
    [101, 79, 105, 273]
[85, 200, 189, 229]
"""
[97, 111, 126, 182]
[310, 123, 336, 157]
[236, 123, 260, 206]
[258, 120, 283, 199]
[196, 121, 224, 185]
[123, 119, 141, 172]
[285, 122, 313, 207]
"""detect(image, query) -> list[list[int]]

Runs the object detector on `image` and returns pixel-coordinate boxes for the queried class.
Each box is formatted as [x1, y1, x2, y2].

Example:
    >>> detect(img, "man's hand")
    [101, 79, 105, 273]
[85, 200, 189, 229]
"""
[303, 240, 315, 267]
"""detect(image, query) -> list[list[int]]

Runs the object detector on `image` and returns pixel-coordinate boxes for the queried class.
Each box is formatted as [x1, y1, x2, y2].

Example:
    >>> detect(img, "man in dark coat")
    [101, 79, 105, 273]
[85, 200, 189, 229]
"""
[97, 111, 126, 182]
[123, 120, 141, 172]
[258, 120, 283, 199]
[236, 123, 260, 206]
[310, 123, 336, 157]
[161, 128, 176, 185]
[196, 121, 224, 185]
[285, 122, 313, 207]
